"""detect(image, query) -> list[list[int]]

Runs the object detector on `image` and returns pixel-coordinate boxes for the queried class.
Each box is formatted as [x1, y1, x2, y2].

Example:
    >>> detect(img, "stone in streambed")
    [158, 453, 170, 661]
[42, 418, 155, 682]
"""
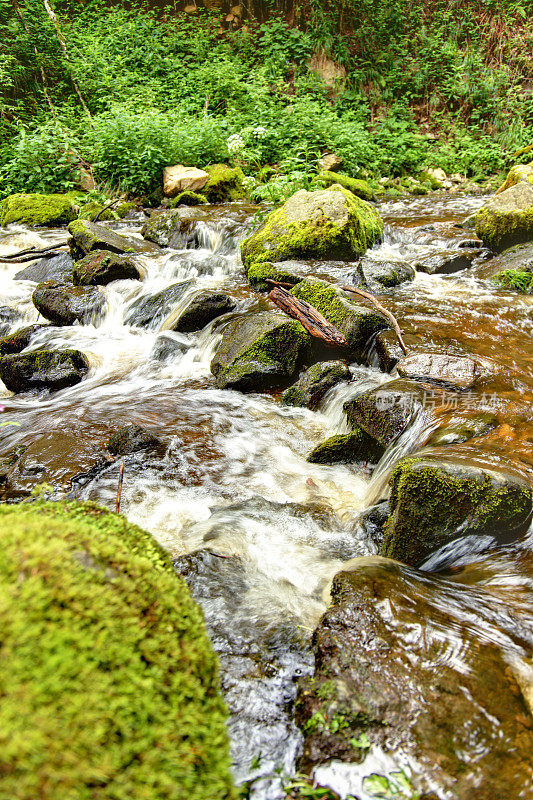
[281, 361, 350, 409]
[370, 329, 420, 372]
[307, 429, 385, 464]
[107, 424, 163, 456]
[210, 312, 310, 391]
[353, 257, 415, 289]
[296, 559, 533, 798]
[166, 291, 236, 332]
[290, 279, 389, 362]
[32, 281, 103, 326]
[317, 170, 374, 201]
[68, 219, 156, 259]
[356, 500, 390, 549]
[0, 349, 89, 393]
[169, 190, 208, 207]
[141, 208, 206, 248]
[241, 185, 383, 268]
[0, 307, 20, 336]
[125, 282, 192, 329]
[0, 193, 77, 227]
[247, 260, 306, 291]
[15, 252, 74, 283]
[397, 353, 478, 390]
[202, 163, 247, 202]
[163, 164, 209, 197]
[474, 183, 533, 252]
[0, 325, 50, 356]
[382, 456, 533, 567]
[496, 163, 533, 194]
[73, 250, 143, 286]
[413, 250, 476, 274]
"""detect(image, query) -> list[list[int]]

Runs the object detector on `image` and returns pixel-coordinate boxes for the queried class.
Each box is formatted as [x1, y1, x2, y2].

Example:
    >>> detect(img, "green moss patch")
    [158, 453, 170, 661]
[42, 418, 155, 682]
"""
[0, 193, 77, 227]
[317, 171, 374, 201]
[170, 190, 208, 207]
[203, 164, 246, 202]
[0, 500, 235, 800]
[492, 268, 533, 294]
[307, 429, 384, 464]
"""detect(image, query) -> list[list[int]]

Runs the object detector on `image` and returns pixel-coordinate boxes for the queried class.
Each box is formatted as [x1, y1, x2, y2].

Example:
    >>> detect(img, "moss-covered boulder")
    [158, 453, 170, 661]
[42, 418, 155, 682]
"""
[474, 183, 533, 252]
[0, 324, 49, 356]
[247, 261, 305, 291]
[73, 251, 143, 286]
[496, 163, 533, 194]
[0, 349, 89, 393]
[281, 360, 350, 408]
[33, 281, 103, 326]
[307, 428, 385, 464]
[78, 200, 136, 221]
[296, 560, 533, 798]
[210, 312, 310, 391]
[240, 186, 383, 269]
[0, 193, 77, 227]
[382, 456, 533, 567]
[107, 424, 163, 456]
[68, 219, 156, 259]
[290, 279, 389, 361]
[141, 208, 208, 248]
[0, 500, 235, 800]
[317, 171, 374, 201]
[203, 164, 246, 202]
[170, 190, 208, 208]
[166, 290, 236, 333]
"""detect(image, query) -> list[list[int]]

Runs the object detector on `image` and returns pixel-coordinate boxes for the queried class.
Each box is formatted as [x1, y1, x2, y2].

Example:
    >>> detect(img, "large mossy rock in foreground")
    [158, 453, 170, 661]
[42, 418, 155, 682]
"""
[496, 163, 533, 194]
[0, 193, 77, 227]
[0, 501, 234, 800]
[210, 312, 310, 391]
[474, 183, 533, 251]
[382, 456, 533, 567]
[33, 281, 103, 326]
[291, 279, 388, 362]
[240, 185, 383, 268]
[296, 559, 533, 800]
[0, 349, 89, 393]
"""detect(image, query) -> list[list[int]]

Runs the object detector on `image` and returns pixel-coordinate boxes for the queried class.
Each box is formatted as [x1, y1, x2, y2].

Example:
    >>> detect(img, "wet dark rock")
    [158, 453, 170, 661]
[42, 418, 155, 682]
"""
[307, 429, 385, 464]
[428, 412, 499, 446]
[0, 349, 90, 393]
[370, 329, 420, 372]
[457, 238, 483, 248]
[413, 250, 475, 274]
[32, 281, 103, 326]
[382, 456, 533, 567]
[356, 500, 390, 549]
[281, 361, 351, 409]
[107, 424, 163, 456]
[15, 252, 74, 283]
[0, 447, 26, 487]
[354, 257, 415, 289]
[291, 279, 389, 362]
[0, 307, 19, 336]
[73, 250, 143, 285]
[397, 353, 478, 390]
[475, 241, 533, 281]
[0, 325, 50, 356]
[125, 281, 192, 329]
[68, 219, 156, 259]
[141, 207, 209, 247]
[167, 291, 236, 332]
[343, 379, 439, 446]
[296, 559, 533, 799]
[150, 332, 190, 362]
[210, 312, 310, 392]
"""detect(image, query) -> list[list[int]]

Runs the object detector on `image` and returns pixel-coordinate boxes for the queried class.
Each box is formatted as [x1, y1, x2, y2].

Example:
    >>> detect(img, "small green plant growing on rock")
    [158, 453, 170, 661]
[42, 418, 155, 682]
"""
[363, 769, 420, 800]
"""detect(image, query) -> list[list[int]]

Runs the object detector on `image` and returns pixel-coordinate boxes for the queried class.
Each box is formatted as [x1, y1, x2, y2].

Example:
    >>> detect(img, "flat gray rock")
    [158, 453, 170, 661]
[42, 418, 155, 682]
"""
[397, 352, 477, 390]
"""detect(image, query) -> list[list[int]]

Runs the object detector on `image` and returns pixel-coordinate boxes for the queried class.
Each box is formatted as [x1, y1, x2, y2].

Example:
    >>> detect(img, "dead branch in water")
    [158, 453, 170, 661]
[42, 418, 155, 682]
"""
[93, 198, 123, 223]
[268, 285, 347, 348]
[0, 244, 68, 263]
[116, 461, 125, 514]
[341, 285, 409, 356]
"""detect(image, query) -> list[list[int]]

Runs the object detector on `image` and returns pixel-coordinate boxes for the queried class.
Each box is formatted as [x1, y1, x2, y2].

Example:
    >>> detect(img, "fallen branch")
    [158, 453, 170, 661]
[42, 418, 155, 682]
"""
[268, 285, 347, 348]
[264, 278, 300, 289]
[93, 198, 123, 223]
[0, 243, 68, 263]
[116, 461, 125, 514]
[341, 285, 408, 356]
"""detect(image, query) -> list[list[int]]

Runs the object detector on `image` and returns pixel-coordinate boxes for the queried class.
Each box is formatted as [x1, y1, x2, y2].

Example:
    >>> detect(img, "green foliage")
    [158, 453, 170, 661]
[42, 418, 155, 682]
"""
[493, 268, 533, 293]
[0, 124, 79, 198]
[0, 499, 235, 799]
[363, 769, 420, 799]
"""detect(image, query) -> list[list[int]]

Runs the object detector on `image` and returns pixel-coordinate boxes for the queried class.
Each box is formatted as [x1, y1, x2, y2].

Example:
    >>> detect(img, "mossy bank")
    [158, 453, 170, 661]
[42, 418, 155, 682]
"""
[0, 500, 235, 800]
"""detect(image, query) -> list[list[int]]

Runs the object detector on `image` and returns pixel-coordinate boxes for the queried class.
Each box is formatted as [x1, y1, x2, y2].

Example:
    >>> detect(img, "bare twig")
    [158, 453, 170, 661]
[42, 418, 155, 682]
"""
[0, 244, 68, 263]
[268, 285, 347, 348]
[93, 198, 122, 223]
[264, 278, 300, 289]
[341, 285, 409, 355]
[116, 461, 125, 514]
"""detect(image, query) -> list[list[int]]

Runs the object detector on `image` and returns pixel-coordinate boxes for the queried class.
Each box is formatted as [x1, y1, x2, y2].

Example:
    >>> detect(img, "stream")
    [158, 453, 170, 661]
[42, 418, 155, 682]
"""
[1, 192, 532, 799]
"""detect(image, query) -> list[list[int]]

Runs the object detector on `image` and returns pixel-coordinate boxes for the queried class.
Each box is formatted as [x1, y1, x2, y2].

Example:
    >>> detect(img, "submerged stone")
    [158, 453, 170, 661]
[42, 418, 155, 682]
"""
[0, 349, 90, 393]
[0, 500, 234, 800]
[68, 219, 156, 259]
[0, 324, 49, 356]
[210, 312, 310, 391]
[281, 361, 351, 409]
[166, 290, 236, 333]
[307, 429, 385, 464]
[15, 252, 74, 283]
[474, 183, 533, 252]
[241, 185, 383, 268]
[290, 279, 389, 362]
[107, 424, 163, 456]
[382, 456, 533, 567]
[296, 559, 533, 799]
[33, 281, 103, 326]
[73, 250, 143, 286]
[0, 193, 76, 227]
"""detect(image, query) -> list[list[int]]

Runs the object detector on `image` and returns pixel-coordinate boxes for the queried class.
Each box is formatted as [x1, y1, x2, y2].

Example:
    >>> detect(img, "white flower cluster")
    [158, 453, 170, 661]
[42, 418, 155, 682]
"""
[242, 175, 257, 192]
[227, 133, 245, 154]
[251, 125, 268, 140]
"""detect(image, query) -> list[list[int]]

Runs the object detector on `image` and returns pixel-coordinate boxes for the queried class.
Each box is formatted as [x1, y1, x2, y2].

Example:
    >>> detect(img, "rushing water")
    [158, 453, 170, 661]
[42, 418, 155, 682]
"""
[0, 193, 532, 799]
